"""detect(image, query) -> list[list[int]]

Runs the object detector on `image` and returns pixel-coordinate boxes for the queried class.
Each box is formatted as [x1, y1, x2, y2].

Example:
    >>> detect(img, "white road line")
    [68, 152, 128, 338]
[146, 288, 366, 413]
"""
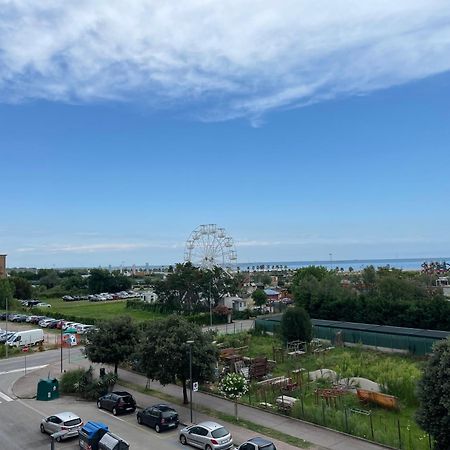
[0, 391, 14, 402]
[0, 364, 48, 376]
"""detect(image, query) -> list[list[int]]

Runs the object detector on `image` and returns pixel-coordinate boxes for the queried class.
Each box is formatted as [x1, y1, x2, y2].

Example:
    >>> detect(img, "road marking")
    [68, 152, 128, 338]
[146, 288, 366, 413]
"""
[0, 364, 48, 376]
[0, 391, 14, 402]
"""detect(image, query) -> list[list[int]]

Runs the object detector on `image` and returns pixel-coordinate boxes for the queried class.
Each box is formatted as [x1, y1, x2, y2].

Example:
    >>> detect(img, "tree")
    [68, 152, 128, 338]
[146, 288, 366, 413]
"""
[252, 289, 268, 308]
[416, 339, 450, 449]
[280, 307, 312, 343]
[219, 373, 248, 420]
[292, 266, 329, 284]
[88, 269, 131, 294]
[84, 316, 140, 375]
[10, 277, 32, 300]
[141, 315, 218, 404]
[0, 279, 13, 309]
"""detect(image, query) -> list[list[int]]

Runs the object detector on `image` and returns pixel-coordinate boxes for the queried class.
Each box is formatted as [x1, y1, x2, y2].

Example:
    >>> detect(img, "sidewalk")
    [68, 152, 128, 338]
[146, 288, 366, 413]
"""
[13, 353, 389, 450]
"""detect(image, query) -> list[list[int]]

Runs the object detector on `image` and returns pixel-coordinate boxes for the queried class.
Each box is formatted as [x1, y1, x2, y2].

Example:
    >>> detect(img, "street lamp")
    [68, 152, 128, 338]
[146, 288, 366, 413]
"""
[186, 340, 194, 423]
[5, 294, 8, 359]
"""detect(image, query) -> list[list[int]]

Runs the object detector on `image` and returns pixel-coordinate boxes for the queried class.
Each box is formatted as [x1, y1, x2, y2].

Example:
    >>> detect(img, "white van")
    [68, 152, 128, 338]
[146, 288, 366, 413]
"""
[6, 329, 44, 347]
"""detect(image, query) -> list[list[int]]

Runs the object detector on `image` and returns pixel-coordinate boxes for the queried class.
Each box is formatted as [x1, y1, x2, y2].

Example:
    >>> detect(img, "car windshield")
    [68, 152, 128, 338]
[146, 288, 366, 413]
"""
[211, 427, 229, 438]
[261, 444, 276, 450]
[161, 410, 176, 418]
[64, 418, 82, 427]
[120, 396, 133, 403]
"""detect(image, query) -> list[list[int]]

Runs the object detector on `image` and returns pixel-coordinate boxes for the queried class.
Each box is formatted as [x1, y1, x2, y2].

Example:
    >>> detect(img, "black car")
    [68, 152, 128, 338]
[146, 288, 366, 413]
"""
[136, 404, 179, 433]
[97, 391, 136, 416]
[238, 437, 277, 450]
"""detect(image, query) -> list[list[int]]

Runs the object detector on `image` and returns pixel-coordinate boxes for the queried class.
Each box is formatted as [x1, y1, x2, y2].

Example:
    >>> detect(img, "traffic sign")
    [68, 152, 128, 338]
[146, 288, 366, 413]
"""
[193, 382, 199, 392]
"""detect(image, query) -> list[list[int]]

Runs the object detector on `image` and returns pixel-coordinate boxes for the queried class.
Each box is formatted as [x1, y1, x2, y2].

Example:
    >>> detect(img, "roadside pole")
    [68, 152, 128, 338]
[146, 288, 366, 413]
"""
[60, 325, 63, 373]
[23, 346, 28, 374]
[5, 296, 8, 359]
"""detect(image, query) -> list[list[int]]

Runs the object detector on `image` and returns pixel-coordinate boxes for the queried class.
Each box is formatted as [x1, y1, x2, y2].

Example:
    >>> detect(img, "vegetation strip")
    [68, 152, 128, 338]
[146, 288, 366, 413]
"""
[118, 379, 312, 449]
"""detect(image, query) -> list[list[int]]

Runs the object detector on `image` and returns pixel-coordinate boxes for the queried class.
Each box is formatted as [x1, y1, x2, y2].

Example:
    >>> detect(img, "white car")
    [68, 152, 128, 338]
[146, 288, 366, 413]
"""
[37, 302, 51, 308]
[39, 318, 55, 327]
[76, 324, 95, 334]
[40, 412, 83, 441]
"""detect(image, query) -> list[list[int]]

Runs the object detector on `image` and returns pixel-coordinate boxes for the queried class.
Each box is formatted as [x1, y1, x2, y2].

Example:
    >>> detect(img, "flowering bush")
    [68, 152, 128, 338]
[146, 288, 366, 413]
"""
[219, 373, 248, 400]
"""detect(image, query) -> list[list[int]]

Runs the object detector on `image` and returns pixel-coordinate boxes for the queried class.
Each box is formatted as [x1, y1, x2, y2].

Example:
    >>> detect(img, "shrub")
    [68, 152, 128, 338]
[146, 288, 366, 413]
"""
[59, 367, 117, 399]
[280, 307, 312, 343]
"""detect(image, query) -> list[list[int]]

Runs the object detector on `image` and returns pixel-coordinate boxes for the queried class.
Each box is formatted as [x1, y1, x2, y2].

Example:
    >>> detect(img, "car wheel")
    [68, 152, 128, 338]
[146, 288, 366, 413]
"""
[40, 424, 45, 434]
[112, 407, 118, 416]
[56, 436, 62, 443]
[155, 424, 160, 433]
[205, 446, 212, 450]
[137, 416, 142, 425]
[97, 401, 102, 409]
[180, 434, 187, 445]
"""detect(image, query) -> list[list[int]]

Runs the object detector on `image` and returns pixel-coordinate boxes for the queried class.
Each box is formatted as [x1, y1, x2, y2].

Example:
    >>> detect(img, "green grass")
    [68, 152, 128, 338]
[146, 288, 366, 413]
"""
[39, 297, 166, 322]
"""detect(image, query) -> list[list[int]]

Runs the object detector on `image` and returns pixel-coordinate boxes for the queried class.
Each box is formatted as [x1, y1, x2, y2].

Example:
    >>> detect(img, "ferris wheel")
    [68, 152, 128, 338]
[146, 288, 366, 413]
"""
[184, 224, 237, 270]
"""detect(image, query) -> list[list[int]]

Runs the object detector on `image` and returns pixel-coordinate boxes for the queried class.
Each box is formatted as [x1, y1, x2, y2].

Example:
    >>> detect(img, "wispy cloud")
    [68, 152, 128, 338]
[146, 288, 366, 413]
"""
[236, 235, 449, 247]
[1, 1, 449, 119]
[16, 241, 183, 254]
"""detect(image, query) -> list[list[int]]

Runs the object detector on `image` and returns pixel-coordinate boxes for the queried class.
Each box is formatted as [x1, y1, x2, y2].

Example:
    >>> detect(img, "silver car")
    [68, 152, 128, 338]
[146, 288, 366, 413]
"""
[179, 421, 233, 450]
[40, 412, 83, 441]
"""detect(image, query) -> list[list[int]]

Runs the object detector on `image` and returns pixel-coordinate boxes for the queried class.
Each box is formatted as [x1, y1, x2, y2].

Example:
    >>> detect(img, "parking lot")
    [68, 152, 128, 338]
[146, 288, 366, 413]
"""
[2, 394, 184, 450]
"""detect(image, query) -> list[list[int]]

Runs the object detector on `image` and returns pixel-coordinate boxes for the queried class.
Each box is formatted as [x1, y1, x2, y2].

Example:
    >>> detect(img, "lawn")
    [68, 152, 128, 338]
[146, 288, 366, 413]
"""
[215, 332, 430, 450]
[40, 298, 166, 322]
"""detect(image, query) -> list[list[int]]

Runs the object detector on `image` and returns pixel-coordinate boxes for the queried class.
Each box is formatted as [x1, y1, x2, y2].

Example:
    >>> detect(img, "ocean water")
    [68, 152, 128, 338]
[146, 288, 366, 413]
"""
[235, 257, 450, 271]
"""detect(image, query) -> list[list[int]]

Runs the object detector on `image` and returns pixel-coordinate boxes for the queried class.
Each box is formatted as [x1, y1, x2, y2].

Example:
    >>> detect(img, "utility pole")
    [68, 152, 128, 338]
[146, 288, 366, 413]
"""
[186, 340, 194, 423]
[209, 278, 212, 327]
[5, 295, 8, 359]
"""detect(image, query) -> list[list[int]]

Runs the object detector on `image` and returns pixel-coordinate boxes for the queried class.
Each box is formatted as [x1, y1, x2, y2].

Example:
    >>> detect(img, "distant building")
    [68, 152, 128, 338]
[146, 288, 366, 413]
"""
[436, 277, 450, 298]
[263, 288, 280, 301]
[141, 290, 158, 303]
[220, 295, 248, 312]
[0, 255, 6, 278]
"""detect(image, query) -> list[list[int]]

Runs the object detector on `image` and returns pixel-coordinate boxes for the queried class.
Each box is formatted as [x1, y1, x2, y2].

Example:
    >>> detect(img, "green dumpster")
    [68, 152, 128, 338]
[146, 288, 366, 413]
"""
[37, 378, 59, 401]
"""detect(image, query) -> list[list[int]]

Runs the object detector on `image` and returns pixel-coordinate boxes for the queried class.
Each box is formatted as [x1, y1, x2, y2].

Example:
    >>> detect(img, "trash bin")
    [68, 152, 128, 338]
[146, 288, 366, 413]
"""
[79, 421, 109, 450]
[36, 378, 59, 401]
[98, 432, 130, 450]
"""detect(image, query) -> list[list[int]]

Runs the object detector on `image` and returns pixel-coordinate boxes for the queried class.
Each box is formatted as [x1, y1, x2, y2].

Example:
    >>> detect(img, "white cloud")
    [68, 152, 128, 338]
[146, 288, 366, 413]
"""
[1, 1, 450, 118]
[15, 241, 183, 254]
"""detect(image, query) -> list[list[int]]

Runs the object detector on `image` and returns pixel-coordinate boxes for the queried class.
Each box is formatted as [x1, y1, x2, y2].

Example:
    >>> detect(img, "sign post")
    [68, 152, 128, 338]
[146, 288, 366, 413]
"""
[23, 346, 29, 374]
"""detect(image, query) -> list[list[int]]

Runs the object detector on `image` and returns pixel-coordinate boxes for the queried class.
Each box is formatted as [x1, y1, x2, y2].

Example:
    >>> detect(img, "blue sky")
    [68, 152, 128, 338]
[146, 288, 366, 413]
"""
[1, 1, 450, 267]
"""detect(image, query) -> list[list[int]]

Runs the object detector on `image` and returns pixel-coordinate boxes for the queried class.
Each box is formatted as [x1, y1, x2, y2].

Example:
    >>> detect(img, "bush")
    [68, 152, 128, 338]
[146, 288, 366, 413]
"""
[59, 367, 117, 399]
[280, 307, 312, 343]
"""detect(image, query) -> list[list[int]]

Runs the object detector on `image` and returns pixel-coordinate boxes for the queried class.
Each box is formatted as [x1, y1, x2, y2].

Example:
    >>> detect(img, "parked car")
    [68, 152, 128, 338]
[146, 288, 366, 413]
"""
[36, 302, 51, 308]
[26, 315, 40, 323]
[0, 332, 15, 343]
[137, 404, 179, 432]
[97, 392, 136, 416]
[39, 318, 56, 327]
[179, 421, 233, 450]
[47, 320, 60, 329]
[6, 329, 44, 347]
[30, 315, 46, 324]
[237, 437, 277, 450]
[40, 412, 83, 441]
[10, 314, 28, 322]
[77, 324, 95, 334]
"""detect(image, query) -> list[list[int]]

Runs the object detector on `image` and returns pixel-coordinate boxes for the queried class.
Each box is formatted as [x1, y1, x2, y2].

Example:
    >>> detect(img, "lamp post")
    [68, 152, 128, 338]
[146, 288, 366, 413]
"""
[60, 323, 63, 373]
[5, 295, 8, 359]
[186, 340, 194, 423]
[209, 279, 212, 328]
